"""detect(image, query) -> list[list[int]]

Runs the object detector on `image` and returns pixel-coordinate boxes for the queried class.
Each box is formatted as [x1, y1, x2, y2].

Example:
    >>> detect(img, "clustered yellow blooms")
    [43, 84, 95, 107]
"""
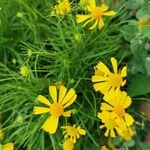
[33, 85, 86, 149]
[54, 0, 116, 30]
[55, 0, 71, 15]
[62, 125, 86, 150]
[92, 57, 127, 94]
[92, 57, 135, 141]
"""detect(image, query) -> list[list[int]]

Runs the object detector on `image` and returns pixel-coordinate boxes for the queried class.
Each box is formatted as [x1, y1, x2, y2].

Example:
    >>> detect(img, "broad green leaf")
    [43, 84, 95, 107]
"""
[136, 7, 150, 19]
[123, 140, 135, 147]
[120, 25, 138, 41]
[127, 75, 150, 96]
[140, 25, 150, 38]
[139, 142, 150, 150]
[126, 0, 144, 9]
[130, 39, 145, 59]
[144, 56, 150, 75]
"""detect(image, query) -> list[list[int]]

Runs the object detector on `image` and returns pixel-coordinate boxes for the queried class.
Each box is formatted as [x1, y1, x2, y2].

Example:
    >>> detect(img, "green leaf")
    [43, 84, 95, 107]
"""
[127, 75, 150, 96]
[126, 0, 144, 9]
[140, 25, 150, 38]
[123, 140, 135, 147]
[120, 25, 138, 41]
[136, 7, 150, 19]
[130, 39, 145, 59]
[139, 142, 150, 150]
[144, 56, 150, 75]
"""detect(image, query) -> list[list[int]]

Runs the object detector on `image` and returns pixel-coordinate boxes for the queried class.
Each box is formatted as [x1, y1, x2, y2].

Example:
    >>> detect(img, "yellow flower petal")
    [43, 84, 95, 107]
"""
[101, 4, 108, 12]
[121, 66, 127, 77]
[96, 62, 110, 75]
[76, 15, 90, 23]
[98, 18, 105, 29]
[61, 89, 76, 105]
[92, 75, 107, 82]
[82, 19, 92, 27]
[122, 92, 132, 108]
[62, 110, 72, 117]
[37, 95, 51, 106]
[111, 57, 118, 74]
[49, 86, 57, 103]
[42, 116, 59, 134]
[89, 19, 98, 29]
[33, 106, 50, 115]
[93, 82, 111, 92]
[3, 143, 14, 150]
[101, 103, 113, 111]
[63, 94, 77, 108]
[124, 113, 134, 126]
[63, 139, 74, 150]
[58, 85, 67, 103]
[110, 129, 116, 137]
[104, 129, 109, 137]
[78, 128, 86, 135]
[103, 11, 116, 16]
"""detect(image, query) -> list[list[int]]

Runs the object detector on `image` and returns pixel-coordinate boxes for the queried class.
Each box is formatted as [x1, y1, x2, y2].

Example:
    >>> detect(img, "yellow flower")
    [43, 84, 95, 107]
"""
[62, 125, 86, 143]
[101, 145, 109, 150]
[1, 143, 14, 150]
[63, 139, 74, 150]
[97, 111, 125, 138]
[120, 127, 134, 141]
[101, 90, 134, 126]
[138, 19, 150, 27]
[92, 57, 127, 94]
[34, 85, 77, 134]
[55, 0, 71, 15]
[20, 66, 29, 77]
[76, 1, 116, 29]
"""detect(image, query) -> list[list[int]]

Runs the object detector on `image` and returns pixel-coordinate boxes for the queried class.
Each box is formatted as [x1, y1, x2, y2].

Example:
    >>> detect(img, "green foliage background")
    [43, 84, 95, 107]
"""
[0, 0, 150, 149]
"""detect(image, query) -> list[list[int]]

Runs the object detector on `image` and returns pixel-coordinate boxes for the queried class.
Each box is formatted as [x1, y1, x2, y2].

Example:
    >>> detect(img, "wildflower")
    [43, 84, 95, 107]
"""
[20, 66, 29, 77]
[55, 0, 71, 15]
[76, 1, 116, 29]
[16, 115, 24, 124]
[16, 12, 24, 18]
[92, 57, 127, 94]
[101, 90, 134, 126]
[120, 127, 134, 141]
[101, 145, 109, 150]
[0, 143, 14, 150]
[138, 19, 150, 27]
[62, 125, 86, 143]
[63, 139, 74, 150]
[34, 85, 77, 134]
[97, 111, 125, 137]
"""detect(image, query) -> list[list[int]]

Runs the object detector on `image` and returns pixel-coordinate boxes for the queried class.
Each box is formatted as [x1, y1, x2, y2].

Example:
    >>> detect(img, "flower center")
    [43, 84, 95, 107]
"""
[105, 119, 116, 129]
[67, 126, 78, 137]
[109, 74, 123, 87]
[91, 7, 103, 19]
[50, 103, 64, 117]
[113, 106, 125, 118]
